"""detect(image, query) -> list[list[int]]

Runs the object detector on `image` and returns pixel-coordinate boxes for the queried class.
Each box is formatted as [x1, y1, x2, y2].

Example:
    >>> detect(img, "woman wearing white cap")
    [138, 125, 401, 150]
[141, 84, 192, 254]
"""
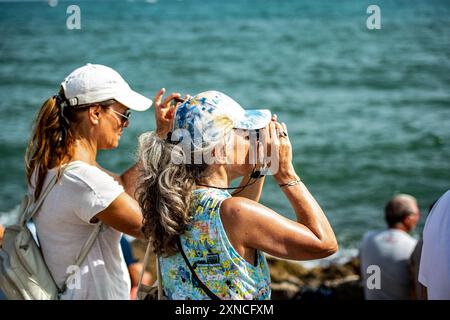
[24, 63, 186, 300]
[137, 91, 338, 300]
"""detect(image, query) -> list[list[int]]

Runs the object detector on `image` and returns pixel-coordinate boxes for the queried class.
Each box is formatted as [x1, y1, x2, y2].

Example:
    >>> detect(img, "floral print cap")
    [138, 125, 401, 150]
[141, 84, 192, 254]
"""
[172, 90, 271, 149]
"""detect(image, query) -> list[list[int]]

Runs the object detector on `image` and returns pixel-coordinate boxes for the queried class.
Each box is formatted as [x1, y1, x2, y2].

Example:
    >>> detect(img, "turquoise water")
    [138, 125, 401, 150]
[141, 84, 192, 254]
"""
[0, 0, 449, 254]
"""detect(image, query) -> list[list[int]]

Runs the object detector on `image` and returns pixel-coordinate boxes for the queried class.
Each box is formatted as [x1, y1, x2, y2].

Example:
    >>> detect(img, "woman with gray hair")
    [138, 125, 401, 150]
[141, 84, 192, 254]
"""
[137, 91, 338, 300]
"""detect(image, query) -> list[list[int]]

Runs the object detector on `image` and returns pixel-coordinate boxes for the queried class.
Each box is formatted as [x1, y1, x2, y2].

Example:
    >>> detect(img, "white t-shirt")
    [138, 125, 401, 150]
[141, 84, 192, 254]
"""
[419, 189, 450, 300]
[360, 229, 417, 300]
[30, 161, 131, 300]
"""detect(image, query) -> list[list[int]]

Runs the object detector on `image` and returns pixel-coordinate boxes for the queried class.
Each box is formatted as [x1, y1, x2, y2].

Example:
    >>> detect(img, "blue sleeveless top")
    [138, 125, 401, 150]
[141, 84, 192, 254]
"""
[159, 188, 271, 300]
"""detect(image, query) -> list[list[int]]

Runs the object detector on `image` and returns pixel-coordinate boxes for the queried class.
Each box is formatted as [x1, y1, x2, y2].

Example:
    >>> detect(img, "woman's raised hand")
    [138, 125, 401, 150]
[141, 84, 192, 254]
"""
[154, 88, 189, 138]
[261, 115, 298, 184]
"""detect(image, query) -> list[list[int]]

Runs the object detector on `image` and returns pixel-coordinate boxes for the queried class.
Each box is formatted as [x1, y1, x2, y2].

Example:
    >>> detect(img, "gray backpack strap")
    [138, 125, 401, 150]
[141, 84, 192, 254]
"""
[136, 240, 164, 300]
[137, 240, 152, 293]
[58, 222, 103, 295]
[20, 175, 56, 226]
[22, 163, 79, 225]
[21, 162, 104, 296]
[72, 223, 103, 268]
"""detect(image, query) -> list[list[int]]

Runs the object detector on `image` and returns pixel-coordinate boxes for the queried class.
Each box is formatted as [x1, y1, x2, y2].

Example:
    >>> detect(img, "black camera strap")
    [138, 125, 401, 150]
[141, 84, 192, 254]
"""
[176, 237, 221, 300]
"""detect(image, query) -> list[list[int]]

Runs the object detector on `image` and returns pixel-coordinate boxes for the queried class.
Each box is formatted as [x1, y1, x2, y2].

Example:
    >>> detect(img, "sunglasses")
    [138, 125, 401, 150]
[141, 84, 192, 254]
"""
[109, 108, 131, 124]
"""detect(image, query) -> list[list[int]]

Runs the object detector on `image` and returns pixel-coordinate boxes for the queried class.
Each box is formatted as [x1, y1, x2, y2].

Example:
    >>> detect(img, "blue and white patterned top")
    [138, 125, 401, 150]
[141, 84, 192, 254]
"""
[159, 188, 271, 300]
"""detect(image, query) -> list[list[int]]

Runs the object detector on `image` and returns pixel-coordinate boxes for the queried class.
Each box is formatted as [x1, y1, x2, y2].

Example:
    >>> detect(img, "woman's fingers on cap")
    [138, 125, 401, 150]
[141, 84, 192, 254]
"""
[163, 93, 181, 107]
[169, 98, 182, 117]
[154, 88, 165, 105]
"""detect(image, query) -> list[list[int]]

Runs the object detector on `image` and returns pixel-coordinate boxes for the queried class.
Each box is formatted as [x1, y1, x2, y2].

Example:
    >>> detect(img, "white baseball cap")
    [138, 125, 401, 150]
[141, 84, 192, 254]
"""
[61, 63, 152, 111]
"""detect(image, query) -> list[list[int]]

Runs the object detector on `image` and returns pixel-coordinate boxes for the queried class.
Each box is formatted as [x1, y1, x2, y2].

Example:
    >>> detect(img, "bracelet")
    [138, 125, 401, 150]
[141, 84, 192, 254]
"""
[278, 179, 301, 188]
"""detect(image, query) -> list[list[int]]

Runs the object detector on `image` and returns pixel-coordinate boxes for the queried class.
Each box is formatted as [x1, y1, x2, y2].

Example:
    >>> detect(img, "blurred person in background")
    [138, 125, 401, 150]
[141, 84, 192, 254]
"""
[360, 194, 420, 300]
[419, 189, 450, 300]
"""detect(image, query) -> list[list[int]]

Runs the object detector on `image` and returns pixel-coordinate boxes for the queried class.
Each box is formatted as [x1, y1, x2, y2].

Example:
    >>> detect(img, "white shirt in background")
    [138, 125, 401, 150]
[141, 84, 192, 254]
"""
[419, 189, 450, 300]
[360, 229, 417, 300]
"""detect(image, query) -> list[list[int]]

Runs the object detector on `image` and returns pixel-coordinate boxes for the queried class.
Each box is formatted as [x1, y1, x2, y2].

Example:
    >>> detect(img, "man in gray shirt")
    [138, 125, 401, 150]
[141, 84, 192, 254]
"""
[359, 194, 420, 300]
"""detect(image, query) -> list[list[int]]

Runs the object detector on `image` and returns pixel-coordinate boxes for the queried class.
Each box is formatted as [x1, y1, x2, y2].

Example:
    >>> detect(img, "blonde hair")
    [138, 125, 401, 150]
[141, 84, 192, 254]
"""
[25, 89, 78, 199]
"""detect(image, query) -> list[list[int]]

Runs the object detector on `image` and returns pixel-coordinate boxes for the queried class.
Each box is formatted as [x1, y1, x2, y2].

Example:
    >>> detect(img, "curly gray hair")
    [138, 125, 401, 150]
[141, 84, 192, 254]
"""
[136, 132, 208, 256]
